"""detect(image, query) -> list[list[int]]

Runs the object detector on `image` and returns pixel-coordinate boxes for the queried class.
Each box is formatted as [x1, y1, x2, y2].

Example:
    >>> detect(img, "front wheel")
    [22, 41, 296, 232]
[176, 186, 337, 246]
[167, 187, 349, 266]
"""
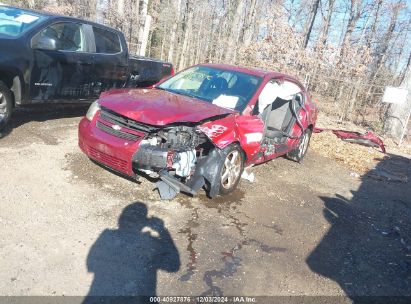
[288, 128, 312, 163]
[218, 144, 244, 195]
[0, 81, 13, 131]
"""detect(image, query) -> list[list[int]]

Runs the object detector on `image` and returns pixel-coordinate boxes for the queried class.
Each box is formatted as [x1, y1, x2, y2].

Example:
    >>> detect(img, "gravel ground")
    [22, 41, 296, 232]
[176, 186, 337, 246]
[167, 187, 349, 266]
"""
[0, 105, 410, 301]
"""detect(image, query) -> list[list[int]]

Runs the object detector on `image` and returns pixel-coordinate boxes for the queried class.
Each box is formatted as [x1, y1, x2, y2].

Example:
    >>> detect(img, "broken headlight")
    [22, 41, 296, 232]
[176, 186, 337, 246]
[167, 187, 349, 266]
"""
[86, 100, 100, 121]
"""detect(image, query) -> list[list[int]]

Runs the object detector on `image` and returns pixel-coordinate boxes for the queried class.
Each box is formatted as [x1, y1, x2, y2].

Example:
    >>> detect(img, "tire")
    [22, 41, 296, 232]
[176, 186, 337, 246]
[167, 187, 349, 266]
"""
[0, 81, 13, 131]
[218, 144, 244, 195]
[287, 128, 312, 163]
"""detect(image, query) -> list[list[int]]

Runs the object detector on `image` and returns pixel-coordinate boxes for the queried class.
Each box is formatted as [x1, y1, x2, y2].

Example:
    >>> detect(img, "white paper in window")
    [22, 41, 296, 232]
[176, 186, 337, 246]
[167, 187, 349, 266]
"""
[212, 95, 239, 109]
[15, 14, 39, 24]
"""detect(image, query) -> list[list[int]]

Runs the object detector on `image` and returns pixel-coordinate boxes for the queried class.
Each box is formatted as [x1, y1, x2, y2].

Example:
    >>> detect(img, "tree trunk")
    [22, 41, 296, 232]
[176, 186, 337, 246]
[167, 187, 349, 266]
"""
[371, 1, 403, 79]
[225, 0, 245, 62]
[303, 0, 320, 48]
[139, 15, 152, 56]
[178, 0, 193, 70]
[117, 0, 124, 16]
[130, 0, 140, 54]
[340, 0, 363, 61]
[177, 18, 191, 70]
[319, 0, 336, 46]
[117, 0, 125, 32]
[95, 0, 108, 24]
[195, 9, 205, 63]
[137, 0, 150, 56]
[167, 0, 182, 63]
[366, 0, 383, 49]
[241, 0, 257, 46]
[160, 31, 167, 60]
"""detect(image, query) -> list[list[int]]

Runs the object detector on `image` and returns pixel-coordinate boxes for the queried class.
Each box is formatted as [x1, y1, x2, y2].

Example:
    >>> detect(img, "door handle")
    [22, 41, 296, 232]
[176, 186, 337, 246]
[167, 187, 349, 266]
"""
[79, 61, 92, 65]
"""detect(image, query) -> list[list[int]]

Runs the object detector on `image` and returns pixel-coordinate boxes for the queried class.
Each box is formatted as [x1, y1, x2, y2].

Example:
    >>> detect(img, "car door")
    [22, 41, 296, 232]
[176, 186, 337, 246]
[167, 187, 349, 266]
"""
[257, 79, 306, 160]
[30, 21, 96, 101]
[90, 25, 128, 96]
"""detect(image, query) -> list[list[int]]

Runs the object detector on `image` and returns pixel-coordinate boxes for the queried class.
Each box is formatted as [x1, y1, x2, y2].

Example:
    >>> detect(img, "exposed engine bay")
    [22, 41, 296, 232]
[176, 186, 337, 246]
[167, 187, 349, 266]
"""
[132, 125, 223, 199]
[133, 125, 209, 176]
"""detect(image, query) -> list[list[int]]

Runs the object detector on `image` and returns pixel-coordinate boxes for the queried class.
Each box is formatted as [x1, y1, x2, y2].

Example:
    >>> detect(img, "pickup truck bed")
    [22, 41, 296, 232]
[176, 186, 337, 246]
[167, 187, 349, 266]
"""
[128, 55, 174, 88]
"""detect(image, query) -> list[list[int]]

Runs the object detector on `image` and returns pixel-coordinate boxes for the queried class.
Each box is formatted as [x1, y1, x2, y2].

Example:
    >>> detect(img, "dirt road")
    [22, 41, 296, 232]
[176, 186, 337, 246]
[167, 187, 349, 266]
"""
[1, 106, 410, 301]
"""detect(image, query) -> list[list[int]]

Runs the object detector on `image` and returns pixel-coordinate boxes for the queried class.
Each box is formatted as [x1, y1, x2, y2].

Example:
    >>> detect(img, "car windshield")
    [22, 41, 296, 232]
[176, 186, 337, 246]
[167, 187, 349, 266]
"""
[157, 66, 262, 112]
[0, 6, 45, 37]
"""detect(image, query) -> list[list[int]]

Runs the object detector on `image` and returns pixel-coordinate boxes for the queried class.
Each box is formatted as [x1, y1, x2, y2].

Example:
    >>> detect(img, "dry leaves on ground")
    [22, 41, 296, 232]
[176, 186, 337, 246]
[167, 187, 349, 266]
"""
[310, 131, 384, 174]
[311, 113, 411, 175]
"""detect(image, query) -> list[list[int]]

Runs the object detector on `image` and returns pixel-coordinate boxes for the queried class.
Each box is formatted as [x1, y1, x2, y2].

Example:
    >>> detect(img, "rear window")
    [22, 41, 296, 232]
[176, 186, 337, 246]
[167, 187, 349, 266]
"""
[93, 26, 121, 54]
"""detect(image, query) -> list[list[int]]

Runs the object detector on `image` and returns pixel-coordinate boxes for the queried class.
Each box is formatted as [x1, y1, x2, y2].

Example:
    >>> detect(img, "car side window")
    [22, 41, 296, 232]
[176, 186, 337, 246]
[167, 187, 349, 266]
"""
[257, 80, 281, 114]
[256, 80, 302, 114]
[37, 22, 86, 52]
[93, 26, 121, 54]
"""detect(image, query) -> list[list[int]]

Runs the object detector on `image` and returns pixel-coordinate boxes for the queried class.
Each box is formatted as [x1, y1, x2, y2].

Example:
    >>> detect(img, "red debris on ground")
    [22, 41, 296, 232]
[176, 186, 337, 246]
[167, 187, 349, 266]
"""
[314, 127, 386, 153]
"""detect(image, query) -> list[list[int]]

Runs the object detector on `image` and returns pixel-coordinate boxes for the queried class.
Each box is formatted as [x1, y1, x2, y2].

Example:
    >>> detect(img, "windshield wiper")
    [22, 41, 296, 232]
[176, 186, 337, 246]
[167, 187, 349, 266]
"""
[180, 91, 198, 99]
[174, 90, 209, 101]
[159, 88, 209, 102]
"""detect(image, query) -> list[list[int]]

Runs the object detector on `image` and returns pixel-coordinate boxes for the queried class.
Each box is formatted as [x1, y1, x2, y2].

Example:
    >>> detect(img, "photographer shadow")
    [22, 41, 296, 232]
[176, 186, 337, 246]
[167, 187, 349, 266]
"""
[83, 202, 180, 303]
[307, 154, 411, 302]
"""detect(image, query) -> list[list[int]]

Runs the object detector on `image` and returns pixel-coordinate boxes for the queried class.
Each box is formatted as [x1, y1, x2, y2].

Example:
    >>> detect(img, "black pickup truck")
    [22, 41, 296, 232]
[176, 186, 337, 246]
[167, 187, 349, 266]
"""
[0, 4, 173, 129]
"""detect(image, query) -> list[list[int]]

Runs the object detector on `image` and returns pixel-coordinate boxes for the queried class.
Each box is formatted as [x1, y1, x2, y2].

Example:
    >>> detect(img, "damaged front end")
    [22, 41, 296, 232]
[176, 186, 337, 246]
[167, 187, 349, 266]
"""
[132, 125, 225, 200]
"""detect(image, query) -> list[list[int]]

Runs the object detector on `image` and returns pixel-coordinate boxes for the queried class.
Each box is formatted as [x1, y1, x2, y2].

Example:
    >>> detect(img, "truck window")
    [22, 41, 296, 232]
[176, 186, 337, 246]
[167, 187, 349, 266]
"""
[93, 26, 121, 54]
[0, 6, 46, 37]
[35, 22, 86, 52]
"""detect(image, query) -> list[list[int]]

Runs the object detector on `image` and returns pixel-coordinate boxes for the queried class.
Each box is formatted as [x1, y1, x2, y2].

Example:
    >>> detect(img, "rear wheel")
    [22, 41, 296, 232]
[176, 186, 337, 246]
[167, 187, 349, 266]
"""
[0, 81, 13, 131]
[288, 128, 312, 163]
[219, 144, 244, 195]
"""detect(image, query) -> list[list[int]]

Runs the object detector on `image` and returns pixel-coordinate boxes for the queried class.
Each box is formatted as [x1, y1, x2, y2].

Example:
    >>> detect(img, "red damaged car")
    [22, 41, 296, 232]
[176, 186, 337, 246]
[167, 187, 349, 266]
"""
[78, 64, 318, 199]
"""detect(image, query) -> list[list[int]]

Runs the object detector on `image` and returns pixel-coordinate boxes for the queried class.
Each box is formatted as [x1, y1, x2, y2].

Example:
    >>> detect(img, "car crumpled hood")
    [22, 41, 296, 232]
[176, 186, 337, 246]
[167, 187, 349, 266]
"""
[98, 89, 235, 126]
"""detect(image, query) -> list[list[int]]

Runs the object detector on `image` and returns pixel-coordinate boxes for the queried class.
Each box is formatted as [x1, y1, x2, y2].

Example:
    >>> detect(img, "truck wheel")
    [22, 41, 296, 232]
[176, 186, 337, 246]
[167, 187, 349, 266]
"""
[287, 128, 312, 163]
[218, 144, 244, 195]
[0, 81, 13, 130]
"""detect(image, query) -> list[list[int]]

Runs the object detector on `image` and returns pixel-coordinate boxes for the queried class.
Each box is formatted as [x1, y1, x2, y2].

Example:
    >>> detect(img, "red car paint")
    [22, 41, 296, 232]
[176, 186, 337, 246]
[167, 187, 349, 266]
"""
[79, 116, 138, 176]
[98, 88, 235, 125]
[314, 128, 386, 153]
[79, 63, 318, 178]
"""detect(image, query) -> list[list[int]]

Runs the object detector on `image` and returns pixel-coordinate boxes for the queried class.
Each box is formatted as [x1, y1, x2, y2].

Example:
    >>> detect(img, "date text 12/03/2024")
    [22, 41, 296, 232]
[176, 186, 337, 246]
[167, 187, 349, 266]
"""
[149, 296, 257, 303]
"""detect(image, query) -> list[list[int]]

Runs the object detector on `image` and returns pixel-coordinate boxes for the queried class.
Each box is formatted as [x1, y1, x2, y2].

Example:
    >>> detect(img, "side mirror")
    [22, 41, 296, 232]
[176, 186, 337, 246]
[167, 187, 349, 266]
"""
[33, 36, 58, 51]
